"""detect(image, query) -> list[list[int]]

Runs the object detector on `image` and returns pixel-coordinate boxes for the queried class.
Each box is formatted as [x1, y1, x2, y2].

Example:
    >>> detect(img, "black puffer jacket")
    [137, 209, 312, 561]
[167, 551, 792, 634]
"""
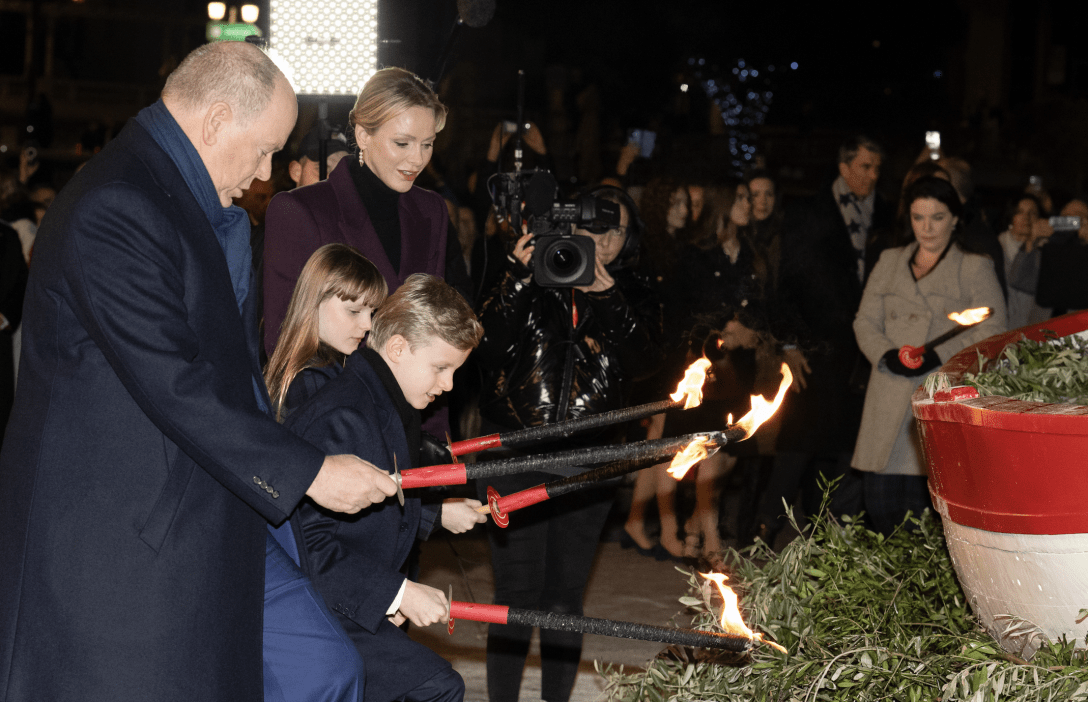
[475, 264, 663, 445]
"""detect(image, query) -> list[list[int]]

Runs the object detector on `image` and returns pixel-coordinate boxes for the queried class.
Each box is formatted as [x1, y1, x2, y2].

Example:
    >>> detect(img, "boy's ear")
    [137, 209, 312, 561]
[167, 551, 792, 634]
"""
[384, 334, 409, 363]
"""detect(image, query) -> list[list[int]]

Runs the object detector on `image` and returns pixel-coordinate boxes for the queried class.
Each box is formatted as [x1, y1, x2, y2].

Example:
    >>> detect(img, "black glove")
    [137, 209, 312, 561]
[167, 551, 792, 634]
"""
[882, 348, 940, 377]
[420, 432, 453, 467]
[917, 348, 941, 374]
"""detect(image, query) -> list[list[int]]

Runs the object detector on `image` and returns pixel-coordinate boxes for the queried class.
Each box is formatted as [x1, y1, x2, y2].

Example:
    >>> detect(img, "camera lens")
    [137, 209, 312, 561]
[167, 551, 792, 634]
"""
[550, 245, 578, 274]
[541, 238, 590, 284]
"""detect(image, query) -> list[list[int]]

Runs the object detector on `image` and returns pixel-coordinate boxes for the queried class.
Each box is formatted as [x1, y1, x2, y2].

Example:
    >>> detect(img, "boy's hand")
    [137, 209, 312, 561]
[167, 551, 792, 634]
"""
[398, 581, 448, 627]
[441, 498, 488, 533]
[306, 454, 398, 514]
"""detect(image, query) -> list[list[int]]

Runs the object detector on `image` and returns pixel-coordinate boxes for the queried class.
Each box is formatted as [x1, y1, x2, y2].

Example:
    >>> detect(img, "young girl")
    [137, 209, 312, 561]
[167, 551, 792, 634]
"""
[265, 243, 388, 421]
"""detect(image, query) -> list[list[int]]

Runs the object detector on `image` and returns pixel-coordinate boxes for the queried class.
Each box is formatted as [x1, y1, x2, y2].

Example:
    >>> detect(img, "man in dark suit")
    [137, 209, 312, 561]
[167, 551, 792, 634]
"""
[0, 42, 396, 702]
[752, 135, 894, 544]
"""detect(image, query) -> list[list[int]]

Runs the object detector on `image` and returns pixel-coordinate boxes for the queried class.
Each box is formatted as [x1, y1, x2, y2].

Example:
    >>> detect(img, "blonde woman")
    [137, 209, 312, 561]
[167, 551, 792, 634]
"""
[264, 66, 469, 357]
[265, 243, 387, 420]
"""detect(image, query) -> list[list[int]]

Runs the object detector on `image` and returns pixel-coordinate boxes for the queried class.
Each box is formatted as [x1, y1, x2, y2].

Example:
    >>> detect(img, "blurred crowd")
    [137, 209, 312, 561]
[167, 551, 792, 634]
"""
[7, 111, 1088, 551]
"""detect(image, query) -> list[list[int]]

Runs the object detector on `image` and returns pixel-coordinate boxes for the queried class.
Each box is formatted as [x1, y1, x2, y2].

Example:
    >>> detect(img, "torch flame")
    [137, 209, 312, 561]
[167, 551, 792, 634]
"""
[948, 306, 991, 325]
[701, 572, 753, 637]
[667, 436, 711, 480]
[669, 358, 712, 410]
[732, 362, 793, 439]
[701, 571, 789, 654]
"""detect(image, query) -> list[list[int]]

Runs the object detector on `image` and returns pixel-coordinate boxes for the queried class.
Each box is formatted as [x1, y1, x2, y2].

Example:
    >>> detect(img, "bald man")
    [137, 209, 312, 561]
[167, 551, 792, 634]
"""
[0, 42, 394, 702]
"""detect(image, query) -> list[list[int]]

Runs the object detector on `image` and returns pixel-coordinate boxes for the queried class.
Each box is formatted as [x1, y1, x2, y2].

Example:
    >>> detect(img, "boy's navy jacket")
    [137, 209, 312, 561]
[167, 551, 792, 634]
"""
[284, 347, 447, 700]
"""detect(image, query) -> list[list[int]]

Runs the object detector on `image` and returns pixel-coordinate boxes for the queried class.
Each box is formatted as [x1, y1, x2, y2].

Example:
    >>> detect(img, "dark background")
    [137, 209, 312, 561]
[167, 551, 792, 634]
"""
[3, 0, 1088, 212]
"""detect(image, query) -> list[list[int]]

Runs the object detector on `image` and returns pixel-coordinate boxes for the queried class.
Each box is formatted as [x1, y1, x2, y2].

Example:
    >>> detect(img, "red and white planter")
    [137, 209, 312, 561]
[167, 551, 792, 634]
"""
[912, 311, 1088, 657]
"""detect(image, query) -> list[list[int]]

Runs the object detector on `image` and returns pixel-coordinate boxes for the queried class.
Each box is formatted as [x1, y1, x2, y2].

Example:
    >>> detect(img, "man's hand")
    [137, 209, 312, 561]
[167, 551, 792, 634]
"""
[441, 498, 488, 533]
[398, 581, 448, 627]
[305, 454, 397, 514]
[782, 347, 811, 393]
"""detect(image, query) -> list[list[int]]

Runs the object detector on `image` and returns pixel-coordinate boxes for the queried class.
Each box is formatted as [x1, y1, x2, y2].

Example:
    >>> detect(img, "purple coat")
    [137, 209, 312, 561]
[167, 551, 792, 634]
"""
[263, 158, 450, 357]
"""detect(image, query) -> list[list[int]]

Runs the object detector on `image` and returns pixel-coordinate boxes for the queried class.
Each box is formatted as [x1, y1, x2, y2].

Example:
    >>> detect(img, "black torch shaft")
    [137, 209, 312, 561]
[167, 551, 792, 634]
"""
[495, 399, 679, 449]
[464, 428, 743, 482]
[921, 324, 973, 352]
[506, 607, 751, 652]
[545, 455, 673, 498]
[449, 398, 680, 456]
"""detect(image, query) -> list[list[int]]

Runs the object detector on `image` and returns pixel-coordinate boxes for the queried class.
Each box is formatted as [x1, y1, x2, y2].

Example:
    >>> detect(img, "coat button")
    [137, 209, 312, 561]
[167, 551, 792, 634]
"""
[265, 486, 273, 494]
[253, 476, 261, 484]
[272, 491, 279, 499]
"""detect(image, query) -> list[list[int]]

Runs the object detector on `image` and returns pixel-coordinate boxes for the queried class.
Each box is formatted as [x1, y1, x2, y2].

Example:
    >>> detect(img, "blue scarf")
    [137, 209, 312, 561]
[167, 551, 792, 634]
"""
[134, 101, 301, 559]
[135, 100, 273, 416]
[134, 99, 252, 311]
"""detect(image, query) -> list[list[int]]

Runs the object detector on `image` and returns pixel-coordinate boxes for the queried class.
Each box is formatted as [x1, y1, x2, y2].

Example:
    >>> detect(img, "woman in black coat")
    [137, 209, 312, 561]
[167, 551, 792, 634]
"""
[474, 186, 663, 702]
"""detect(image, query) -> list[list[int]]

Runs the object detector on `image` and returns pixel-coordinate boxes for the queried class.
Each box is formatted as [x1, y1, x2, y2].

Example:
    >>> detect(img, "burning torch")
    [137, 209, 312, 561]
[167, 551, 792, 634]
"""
[447, 359, 712, 458]
[898, 307, 991, 370]
[475, 363, 793, 525]
[444, 574, 787, 654]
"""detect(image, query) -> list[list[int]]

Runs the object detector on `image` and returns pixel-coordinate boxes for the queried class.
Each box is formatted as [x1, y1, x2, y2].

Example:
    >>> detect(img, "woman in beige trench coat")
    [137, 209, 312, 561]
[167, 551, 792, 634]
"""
[853, 177, 1006, 533]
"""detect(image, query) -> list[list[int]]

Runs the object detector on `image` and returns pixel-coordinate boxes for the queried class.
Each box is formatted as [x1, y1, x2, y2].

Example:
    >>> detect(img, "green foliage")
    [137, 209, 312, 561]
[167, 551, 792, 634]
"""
[598, 509, 1088, 701]
[964, 332, 1088, 404]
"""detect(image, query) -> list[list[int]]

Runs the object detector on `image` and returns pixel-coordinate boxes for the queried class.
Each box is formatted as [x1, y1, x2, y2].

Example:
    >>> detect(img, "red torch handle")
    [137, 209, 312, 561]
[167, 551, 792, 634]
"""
[448, 434, 502, 457]
[399, 463, 468, 489]
[497, 485, 550, 514]
[450, 601, 509, 625]
[898, 344, 924, 370]
[488, 484, 550, 528]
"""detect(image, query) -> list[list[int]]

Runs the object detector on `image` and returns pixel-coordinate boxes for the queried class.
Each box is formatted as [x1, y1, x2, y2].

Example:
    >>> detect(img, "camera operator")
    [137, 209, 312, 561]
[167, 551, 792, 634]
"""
[473, 185, 663, 702]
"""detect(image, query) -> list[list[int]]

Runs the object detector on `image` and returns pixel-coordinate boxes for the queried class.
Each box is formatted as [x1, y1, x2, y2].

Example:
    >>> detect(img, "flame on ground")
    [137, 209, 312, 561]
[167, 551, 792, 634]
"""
[669, 358, 712, 410]
[948, 306, 991, 325]
[701, 572, 789, 654]
[667, 436, 711, 480]
[732, 362, 793, 440]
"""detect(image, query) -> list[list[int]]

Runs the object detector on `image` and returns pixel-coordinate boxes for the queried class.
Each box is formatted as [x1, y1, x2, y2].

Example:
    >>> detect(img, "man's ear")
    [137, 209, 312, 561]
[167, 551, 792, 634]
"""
[203, 101, 233, 146]
[288, 160, 303, 185]
[838, 160, 850, 181]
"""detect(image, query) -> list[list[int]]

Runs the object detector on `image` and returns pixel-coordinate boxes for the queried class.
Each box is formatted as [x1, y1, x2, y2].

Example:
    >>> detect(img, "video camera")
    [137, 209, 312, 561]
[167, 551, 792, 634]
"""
[489, 169, 620, 287]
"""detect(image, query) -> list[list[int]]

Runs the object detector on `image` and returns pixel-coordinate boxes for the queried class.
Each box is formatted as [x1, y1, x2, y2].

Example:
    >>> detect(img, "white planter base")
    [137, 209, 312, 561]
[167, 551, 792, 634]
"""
[943, 520, 1088, 657]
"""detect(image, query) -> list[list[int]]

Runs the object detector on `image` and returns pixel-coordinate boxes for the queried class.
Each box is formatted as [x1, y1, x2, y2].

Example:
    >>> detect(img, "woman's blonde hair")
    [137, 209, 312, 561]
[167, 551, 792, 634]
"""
[349, 67, 448, 137]
[265, 244, 388, 420]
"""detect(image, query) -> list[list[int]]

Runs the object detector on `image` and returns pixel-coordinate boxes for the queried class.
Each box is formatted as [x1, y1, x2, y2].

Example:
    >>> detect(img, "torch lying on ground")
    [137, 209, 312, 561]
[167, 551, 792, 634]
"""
[447, 359, 712, 457]
[474, 363, 793, 525]
[898, 307, 991, 370]
[444, 573, 788, 655]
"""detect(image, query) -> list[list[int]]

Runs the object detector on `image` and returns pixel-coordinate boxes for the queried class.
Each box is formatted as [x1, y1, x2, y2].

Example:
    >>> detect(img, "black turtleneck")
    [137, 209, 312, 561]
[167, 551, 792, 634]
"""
[349, 158, 403, 272]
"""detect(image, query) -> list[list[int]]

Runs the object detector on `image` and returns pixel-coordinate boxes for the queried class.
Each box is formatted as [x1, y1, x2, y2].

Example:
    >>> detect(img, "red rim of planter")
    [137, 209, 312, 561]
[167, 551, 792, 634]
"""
[912, 310, 1088, 535]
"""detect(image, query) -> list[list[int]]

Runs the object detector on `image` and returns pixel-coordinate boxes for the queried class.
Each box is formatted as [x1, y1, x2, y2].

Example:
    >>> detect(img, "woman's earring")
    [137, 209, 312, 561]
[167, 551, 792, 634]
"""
[358, 150, 364, 167]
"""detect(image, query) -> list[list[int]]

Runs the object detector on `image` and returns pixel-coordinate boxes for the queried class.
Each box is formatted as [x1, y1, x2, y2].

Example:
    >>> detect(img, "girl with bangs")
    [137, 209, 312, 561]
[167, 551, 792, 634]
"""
[266, 243, 388, 420]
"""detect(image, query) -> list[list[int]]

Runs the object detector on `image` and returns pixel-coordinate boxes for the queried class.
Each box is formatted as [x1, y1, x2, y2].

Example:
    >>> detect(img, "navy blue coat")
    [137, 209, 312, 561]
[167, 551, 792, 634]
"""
[286, 349, 447, 702]
[0, 120, 326, 701]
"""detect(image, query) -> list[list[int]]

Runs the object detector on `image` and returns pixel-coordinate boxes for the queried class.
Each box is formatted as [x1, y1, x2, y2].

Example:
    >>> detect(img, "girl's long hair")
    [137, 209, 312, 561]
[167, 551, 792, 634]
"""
[264, 243, 387, 420]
